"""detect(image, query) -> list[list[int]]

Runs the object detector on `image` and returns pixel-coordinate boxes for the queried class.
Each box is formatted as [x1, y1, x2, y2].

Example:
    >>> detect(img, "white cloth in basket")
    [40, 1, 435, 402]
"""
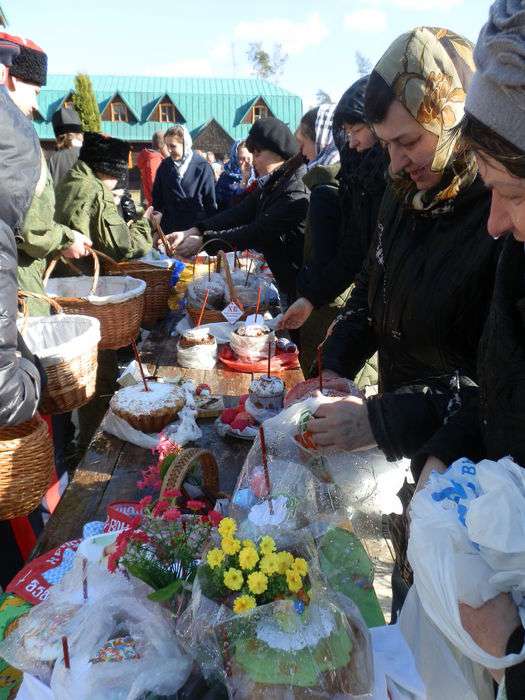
[17, 315, 101, 366]
[45, 276, 146, 305]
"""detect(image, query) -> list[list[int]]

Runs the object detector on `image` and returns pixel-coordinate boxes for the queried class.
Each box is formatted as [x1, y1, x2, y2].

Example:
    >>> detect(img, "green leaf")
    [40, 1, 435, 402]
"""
[159, 453, 179, 480]
[147, 580, 183, 602]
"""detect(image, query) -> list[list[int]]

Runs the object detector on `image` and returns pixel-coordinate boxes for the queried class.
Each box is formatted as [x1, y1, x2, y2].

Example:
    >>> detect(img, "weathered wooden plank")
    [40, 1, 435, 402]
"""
[32, 431, 124, 556]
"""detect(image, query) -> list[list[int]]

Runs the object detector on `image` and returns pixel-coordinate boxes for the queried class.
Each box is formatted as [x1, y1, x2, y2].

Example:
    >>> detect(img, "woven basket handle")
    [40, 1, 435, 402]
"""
[44, 247, 100, 296]
[192, 237, 237, 279]
[18, 291, 64, 333]
[91, 249, 120, 271]
[160, 448, 220, 500]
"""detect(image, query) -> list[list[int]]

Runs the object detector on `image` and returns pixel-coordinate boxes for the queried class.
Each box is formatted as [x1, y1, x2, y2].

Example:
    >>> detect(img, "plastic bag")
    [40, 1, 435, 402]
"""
[177, 327, 218, 369]
[240, 398, 409, 537]
[50, 592, 191, 700]
[400, 588, 493, 700]
[185, 272, 226, 310]
[408, 457, 525, 670]
[177, 530, 374, 699]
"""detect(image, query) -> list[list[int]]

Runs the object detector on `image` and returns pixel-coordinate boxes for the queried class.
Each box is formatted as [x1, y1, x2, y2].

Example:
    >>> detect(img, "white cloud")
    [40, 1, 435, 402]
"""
[210, 37, 231, 62]
[233, 12, 329, 55]
[387, 0, 463, 9]
[149, 59, 216, 77]
[344, 8, 387, 33]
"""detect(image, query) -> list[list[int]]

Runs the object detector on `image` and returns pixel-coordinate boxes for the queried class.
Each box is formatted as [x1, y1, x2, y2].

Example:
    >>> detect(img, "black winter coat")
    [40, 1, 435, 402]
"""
[198, 165, 309, 298]
[297, 144, 387, 307]
[0, 87, 42, 426]
[323, 176, 501, 460]
[152, 154, 217, 232]
[412, 235, 525, 475]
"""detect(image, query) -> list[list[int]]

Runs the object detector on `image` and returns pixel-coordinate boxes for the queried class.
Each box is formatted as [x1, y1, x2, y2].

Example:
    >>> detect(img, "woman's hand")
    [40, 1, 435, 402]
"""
[165, 226, 201, 252]
[307, 395, 377, 451]
[459, 593, 521, 681]
[175, 234, 203, 257]
[62, 231, 92, 259]
[414, 455, 447, 494]
[278, 297, 314, 330]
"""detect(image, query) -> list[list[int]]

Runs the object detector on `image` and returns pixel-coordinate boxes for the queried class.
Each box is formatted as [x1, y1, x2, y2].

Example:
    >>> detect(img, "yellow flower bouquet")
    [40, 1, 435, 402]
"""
[177, 518, 374, 698]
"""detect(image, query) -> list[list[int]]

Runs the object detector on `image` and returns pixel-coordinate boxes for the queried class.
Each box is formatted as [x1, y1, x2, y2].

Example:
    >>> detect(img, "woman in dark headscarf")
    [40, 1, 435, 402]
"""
[280, 77, 387, 380]
[215, 139, 255, 210]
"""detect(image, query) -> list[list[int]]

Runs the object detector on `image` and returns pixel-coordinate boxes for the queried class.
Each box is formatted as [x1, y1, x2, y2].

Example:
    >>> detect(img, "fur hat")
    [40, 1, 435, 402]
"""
[80, 132, 129, 179]
[2, 33, 48, 87]
[52, 106, 83, 137]
[246, 117, 298, 160]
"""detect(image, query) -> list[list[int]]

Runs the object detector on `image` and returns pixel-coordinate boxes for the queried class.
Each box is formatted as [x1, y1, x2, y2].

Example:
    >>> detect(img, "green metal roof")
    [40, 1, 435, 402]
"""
[35, 74, 303, 143]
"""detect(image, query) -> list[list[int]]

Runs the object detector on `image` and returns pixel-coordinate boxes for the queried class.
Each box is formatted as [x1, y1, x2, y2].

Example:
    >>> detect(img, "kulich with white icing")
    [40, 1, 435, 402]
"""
[177, 327, 217, 369]
[248, 375, 285, 412]
[110, 381, 185, 433]
[230, 323, 275, 361]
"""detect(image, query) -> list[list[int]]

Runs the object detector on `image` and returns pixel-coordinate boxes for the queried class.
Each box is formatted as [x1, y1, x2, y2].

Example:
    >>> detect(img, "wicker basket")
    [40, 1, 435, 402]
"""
[97, 250, 172, 326]
[0, 415, 54, 520]
[186, 249, 269, 325]
[160, 448, 221, 501]
[43, 249, 145, 350]
[18, 291, 101, 415]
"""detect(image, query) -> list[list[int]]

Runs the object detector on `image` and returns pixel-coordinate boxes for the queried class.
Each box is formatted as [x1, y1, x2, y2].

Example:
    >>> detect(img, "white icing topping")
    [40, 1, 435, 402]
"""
[256, 602, 336, 651]
[249, 376, 285, 397]
[183, 326, 213, 342]
[111, 382, 184, 414]
[236, 323, 270, 338]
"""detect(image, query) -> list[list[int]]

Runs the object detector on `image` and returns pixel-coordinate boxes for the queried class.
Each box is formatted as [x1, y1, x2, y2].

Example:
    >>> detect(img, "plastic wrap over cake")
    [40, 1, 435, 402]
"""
[230, 323, 275, 361]
[185, 272, 227, 310]
[236, 398, 409, 538]
[177, 528, 373, 699]
[177, 326, 218, 369]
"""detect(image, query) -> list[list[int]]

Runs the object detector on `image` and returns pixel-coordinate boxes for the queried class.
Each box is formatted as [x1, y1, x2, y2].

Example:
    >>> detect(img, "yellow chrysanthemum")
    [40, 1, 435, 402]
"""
[247, 571, 268, 595]
[242, 539, 256, 550]
[277, 551, 294, 574]
[233, 594, 256, 615]
[238, 547, 259, 571]
[286, 568, 303, 593]
[221, 537, 241, 556]
[259, 535, 276, 556]
[259, 553, 280, 576]
[292, 557, 309, 577]
[223, 567, 244, 591]
[206, 548, 225, 569]
[218, 517, 237, 538]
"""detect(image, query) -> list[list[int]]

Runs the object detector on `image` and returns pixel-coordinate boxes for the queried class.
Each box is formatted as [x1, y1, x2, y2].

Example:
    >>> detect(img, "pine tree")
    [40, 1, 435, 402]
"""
[72, 73, 101, 132]
[247, 43, 288, 82]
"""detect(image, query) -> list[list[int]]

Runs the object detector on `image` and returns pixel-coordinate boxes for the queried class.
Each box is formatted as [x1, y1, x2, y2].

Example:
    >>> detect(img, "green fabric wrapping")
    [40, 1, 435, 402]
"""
[318, 528, 385, 628]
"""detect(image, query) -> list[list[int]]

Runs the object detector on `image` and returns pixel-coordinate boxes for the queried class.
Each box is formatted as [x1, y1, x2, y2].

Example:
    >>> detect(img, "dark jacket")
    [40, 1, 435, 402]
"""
[197, 164, 310, 298]
[297, 144, 387, 308]
[0, 88, 42, 426]
[47, 146, 80, 187]
[152, 153, 216, 232]
[412, 235, 525, 475]
[323, 177, 501, 460]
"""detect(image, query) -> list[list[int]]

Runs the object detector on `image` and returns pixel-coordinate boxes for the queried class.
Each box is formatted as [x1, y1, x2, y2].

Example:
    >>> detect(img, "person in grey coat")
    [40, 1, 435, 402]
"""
[0, 36, 42, 427]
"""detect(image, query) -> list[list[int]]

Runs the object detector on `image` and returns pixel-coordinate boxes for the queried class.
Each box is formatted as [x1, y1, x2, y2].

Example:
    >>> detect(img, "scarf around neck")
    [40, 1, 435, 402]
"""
[374, 26, 477, 213]
[307, 104, 340, 171]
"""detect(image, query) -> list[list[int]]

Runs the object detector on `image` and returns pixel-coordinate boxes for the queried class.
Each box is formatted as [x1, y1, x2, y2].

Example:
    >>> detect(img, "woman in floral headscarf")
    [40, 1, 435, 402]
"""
[305, 27, 503, 614]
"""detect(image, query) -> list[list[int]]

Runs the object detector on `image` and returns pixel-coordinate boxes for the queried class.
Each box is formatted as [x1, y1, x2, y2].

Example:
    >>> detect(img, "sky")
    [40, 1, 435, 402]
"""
[7, 0, 494, 108]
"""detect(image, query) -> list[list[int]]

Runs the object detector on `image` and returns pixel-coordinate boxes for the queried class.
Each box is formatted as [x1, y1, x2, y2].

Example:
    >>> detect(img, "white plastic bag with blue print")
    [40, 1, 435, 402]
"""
[408, 456, 525, 670]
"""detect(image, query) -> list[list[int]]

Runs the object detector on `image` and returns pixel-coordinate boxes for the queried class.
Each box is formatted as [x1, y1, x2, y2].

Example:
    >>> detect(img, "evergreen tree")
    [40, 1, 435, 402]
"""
[355, 51, 373, 77]
[72, 73, 101, 132]
[316, 89, 333, 105]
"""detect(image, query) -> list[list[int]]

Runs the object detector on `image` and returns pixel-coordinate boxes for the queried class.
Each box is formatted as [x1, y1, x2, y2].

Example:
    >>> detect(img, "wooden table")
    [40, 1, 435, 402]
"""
[33, 317, 304, 557]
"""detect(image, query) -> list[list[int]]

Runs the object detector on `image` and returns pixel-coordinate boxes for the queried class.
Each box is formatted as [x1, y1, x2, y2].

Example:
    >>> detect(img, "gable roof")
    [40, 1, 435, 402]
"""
[34, 74, 303, 143]
[143, 93, 185, 122]
[235, 95, 274, 126]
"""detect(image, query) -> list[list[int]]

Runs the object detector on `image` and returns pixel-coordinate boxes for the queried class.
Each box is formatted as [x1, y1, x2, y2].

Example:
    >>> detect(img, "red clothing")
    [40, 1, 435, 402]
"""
[136, 148, 163, 206]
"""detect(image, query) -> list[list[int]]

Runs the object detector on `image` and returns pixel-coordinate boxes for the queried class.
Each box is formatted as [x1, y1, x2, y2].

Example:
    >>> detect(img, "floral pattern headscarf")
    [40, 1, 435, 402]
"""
[374, 27, 476, 212]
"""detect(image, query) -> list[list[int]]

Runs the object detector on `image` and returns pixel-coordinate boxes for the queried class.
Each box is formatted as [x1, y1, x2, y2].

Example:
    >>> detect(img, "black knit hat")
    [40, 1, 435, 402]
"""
[80, 132, 129, 179]
[246, 117, 298, 160]
[7, 35, 47, 87]
[52, 106, 83, 137]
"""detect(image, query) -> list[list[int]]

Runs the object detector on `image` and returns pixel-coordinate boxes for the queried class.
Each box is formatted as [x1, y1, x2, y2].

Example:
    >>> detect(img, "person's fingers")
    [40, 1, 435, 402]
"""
[311, 432, 337, 447]
[307, 415, 332, 434]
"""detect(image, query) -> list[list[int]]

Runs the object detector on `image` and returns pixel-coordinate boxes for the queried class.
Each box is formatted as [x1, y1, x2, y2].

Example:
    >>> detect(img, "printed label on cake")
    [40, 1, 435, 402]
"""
[222, 302, 244, 324]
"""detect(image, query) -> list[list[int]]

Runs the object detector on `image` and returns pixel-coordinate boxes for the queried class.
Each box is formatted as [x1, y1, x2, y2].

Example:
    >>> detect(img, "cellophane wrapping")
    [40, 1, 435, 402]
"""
[177, 530, 373, 699]
[185, 272, 227, 310]
[0, 557, 191, 698]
